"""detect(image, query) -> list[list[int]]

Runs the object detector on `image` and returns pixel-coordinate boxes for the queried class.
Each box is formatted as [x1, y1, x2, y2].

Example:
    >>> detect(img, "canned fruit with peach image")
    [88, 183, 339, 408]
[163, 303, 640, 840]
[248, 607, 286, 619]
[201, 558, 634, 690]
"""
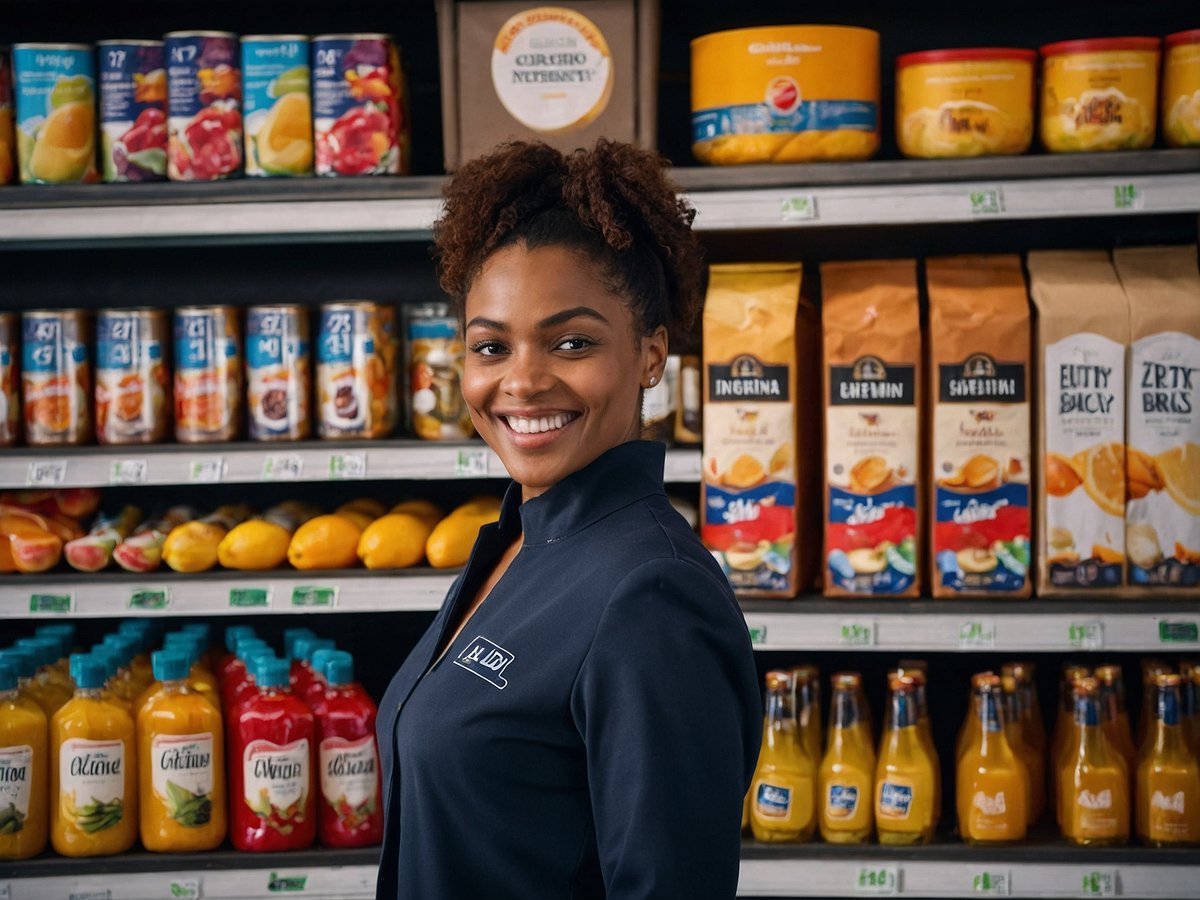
[241, 36, 312, 177]
[0, 313, 19, 445]
[317, 301, 397, 439]
[246, 304, 310, 441]
[96, 308, 169, 445]
[166, 31, 242, 181]
[98, 40, 168, 182]
[21, 310, 91, 446]
[12, 43, 99, 184]
[174, 306, 241, 443]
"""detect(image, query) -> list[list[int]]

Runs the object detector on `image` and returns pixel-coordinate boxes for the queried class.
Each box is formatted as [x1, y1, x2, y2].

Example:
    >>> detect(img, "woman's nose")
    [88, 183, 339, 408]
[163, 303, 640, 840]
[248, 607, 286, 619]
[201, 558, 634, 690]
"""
[502, 347, 555, 399]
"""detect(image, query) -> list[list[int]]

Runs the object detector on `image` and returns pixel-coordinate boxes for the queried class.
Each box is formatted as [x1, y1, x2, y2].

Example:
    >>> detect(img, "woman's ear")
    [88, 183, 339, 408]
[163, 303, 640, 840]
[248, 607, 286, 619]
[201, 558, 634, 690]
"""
[641, 325, 669, 389]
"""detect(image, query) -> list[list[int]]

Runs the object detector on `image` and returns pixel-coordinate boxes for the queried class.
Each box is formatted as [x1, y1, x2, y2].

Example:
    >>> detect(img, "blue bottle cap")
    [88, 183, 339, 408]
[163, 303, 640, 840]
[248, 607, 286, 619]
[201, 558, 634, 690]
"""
[0, 661, 16, 692]
[294, 637, 334, 661]
[235, 638, 269, 660]
[163, 634, 201, 667]
[180, 623, 211, 646]
[101, 633, 137, 664]
[310, 648, 338, 680]
[152, 651, 191, 683]
[92, 646, 121, 680]
[225, 625, 256, 653]
[325, 651, 353, 686]
[70, 654, 106, 690]
[36, 624, 75, 656]
[283, 628, 316, 658]
[15, 638, 56, 667]
[0, 649, 36, 679]
[255, 656, 291, 689]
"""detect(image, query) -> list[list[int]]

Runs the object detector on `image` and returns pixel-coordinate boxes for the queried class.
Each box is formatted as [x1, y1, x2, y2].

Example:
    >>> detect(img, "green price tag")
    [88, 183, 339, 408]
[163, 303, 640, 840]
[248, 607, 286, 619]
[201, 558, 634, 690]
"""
[1113, 184, 1142, 210]
[972, 871, 1010, 895]
[747, 625, 768, 646]
[1068, 621, 1104, 650]
[455, 448, 489, 478]
[328, 453, 366, 480]
[169, 880, 200, 899]
[1081, 870, 1116, 896]
[128, 588, 168, 611]
[291, 586, 337, 608]
[29, 593, 73, 614]
[780, 194, 818, 222]
[840, 620, 876, 647]
[959, 619, 996, 649]
[854, 864, 899, 895]
[1159, 621, 1199, 644]
[229, 588, 270, 609]
[969, 188, 1004, 215]
[267, 872, 308, 893]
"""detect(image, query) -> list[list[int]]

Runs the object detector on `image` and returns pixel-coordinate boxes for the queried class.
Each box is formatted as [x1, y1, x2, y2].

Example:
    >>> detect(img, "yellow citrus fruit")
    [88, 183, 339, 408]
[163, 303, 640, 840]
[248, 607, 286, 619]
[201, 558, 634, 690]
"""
[358, 513, 433, 569]
[426, 505, 501, 569]
[217, 519, 292, 571]
[338, 497, 388, 519]
[1156, 443, 1200, 516]
[287, 514, 363, 570]
[1077, 443, 1126, 518]
[337, 510, 375, 531]
[162, 521, 227, 573]
[389, 499, 444, 527]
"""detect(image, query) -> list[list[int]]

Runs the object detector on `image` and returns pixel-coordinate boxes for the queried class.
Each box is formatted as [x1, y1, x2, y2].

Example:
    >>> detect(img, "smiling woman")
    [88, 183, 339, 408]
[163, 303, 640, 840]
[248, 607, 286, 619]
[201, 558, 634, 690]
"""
[375, 139, 761, 900]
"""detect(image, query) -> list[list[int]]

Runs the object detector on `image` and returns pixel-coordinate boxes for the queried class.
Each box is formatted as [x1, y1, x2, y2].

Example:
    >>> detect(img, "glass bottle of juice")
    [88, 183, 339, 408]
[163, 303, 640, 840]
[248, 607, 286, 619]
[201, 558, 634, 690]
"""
[99, 635, 142, 707]
[1001, 673, 1044, 825]
[218, 625, 256, 687]
[116, 621, 156, 694]
[179, 624, 219, 675]
[1060, 676, 1129, 846]
[875, 673, 937, 845]
[222, 639, 270, 714]
[1136, 673, 1200, 846]
[791, 665, 822, 768]
[292, 637, 335, 701]
[1185, 664, 1200, 758]
[906, 667, 940, 827]
[230, 656, 316, 852]
[51, 654, 137, 857]
[283, 628, 316, 661]
[91, 646, 133, 719]
[315, 651, 383, 847]
[1004, 662, 1047, 758]
[818, 672, 874, 843]
[138, 651, 226, 853]
[22, 637, 72, 695]
[34, 625, 75, 687]
[0, 659, 48, 860]
[137, 636, 219, 716]
[750, 670, 815, 842]
[1178, 661, 1198, 757]
[957, 673, 1028, 844]
[0, 648, 58, 719]
[15, 639, 71, 715]
[1135, 660, 1169, 750]
[1052, 664, 1090, 826]
[1095, 665, 1137, 780]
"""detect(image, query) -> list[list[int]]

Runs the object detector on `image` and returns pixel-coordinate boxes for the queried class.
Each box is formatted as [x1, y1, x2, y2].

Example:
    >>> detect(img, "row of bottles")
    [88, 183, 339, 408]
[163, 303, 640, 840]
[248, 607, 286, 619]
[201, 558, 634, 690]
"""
[0, 622, 382, 860]
[746, 660, 1200, 847]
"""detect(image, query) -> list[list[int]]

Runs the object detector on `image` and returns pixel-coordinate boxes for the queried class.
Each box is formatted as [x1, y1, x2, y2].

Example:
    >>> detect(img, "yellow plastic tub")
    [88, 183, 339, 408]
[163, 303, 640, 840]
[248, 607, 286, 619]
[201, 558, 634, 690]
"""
[896, 48, 1035, 158]
[1040, 37, 1161, 153]
[691, 25, 879, 164]
[1164, 29, 1200, 147]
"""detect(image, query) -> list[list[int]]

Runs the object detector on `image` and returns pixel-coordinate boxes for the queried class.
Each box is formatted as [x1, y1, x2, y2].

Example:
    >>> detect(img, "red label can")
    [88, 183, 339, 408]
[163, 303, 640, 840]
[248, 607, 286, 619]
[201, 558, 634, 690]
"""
[165, 31, 243, 181]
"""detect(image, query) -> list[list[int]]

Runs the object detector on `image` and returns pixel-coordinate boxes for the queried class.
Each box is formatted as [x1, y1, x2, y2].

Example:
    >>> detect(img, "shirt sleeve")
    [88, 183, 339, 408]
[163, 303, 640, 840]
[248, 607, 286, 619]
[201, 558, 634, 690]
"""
[570, 557, 761, 899]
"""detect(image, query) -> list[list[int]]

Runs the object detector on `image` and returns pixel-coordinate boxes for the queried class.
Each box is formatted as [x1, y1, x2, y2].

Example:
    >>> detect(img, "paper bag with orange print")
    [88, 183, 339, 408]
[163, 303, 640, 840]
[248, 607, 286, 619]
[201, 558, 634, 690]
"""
[1113, 245, 1200, 594]
[820, 259, 921, 597]
[926, 255, 1032, 598]
[1027, 250, 1128, 596]
[701, 264, 819, 599]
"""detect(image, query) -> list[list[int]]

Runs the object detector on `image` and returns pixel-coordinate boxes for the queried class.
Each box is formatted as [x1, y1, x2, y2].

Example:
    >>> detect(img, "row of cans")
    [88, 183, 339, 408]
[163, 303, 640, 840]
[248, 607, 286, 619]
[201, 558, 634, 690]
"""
[0, 302, 472, 446]
[0, 31, 408, 185]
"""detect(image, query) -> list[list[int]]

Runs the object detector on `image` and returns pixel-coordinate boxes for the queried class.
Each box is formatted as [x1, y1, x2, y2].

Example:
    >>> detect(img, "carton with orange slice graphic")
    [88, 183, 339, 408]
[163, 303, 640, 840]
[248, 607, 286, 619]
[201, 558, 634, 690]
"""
[701, 264, 820, 598]
[1113, 246, 1200, 592]
[1028, 251, 1128, 595]
[821, 259, 921, 597]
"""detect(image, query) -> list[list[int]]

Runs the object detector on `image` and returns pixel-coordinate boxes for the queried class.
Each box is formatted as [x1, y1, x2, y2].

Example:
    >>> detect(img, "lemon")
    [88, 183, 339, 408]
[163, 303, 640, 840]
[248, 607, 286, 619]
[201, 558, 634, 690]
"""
[358, 513, 433, 569]
[218, 519, 292, 571]
[426, 502, 501, 569]
[288, 515, 363, 570]
[338, 498, 388, 519]
[389, 499, 444, 526]
[1156, 443, 1200, 516]
[338, 510, 375, 531]
[162, 521, 227, 573]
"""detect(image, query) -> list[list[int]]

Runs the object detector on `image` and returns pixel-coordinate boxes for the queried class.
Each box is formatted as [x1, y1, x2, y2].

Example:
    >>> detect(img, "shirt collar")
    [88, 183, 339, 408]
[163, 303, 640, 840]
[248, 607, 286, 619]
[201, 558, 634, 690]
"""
[494, 441, 668, 546]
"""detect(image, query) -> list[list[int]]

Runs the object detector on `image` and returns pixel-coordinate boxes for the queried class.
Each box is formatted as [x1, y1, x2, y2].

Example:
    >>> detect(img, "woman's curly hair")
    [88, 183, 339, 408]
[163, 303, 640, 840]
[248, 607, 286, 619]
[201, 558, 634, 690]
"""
[433, 139, 705, 337]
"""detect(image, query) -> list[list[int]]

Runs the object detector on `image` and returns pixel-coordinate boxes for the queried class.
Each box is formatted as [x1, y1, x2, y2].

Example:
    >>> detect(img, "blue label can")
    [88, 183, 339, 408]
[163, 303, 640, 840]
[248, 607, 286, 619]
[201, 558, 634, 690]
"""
[174, 305, 241, 442]
[316, 301, 397, 438]
[246, 305, 311, 441]
[12, 43, 98, 184]
[164, 31, 242, 181]
[241, 35, 312, 177]
[97, 40, 167, 183]
[21, 310, 91, 445]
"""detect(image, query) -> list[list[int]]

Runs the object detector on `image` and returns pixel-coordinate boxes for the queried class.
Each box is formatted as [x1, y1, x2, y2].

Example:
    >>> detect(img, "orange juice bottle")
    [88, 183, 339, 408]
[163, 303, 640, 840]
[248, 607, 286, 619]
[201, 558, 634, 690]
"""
[99, 634, 143, 707]
[903, 666, 940, 827]
[23, 637, 73, 695]
[1136, 672, 1200, 846]
[957, 673, 1028, 844]
[0, 658, 48, 859]
[1001, 672, 1044, 825]
[138, 651, 226, 852]
[14, 639, 72, 716]
[1095, 665, 1137, 779]
[117, 621, 157, 695]
[34, 625, 75, 688]
[1052, 664, 1090, 825]
[92, 646, 133, 719]
[875, 674, 937, 845]
[136, 635, 219, 716]
[792, 665, 822, 767]
[51, 654, 137, 857]
[1005, 662, 1047, 760]
[0, 648, 57, 719]
[1135, 659, 1169, 749]
[1060, 676, 1129, 846]
[819, 672, 874, 843]
[1182, 662, 1200, 757]
[750, 670, 815, 842]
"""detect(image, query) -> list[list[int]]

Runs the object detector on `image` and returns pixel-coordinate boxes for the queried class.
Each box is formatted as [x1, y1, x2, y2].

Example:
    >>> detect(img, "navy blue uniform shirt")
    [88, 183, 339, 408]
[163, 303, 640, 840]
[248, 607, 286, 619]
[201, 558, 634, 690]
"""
[376, 440, 761, 898]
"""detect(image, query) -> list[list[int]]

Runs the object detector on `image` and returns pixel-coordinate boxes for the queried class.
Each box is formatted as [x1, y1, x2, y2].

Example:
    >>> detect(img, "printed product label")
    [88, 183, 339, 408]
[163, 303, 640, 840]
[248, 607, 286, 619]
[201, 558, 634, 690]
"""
[241, 38, 312, 177]
[693, 98, 877, 144]
[98, 42, 167, 182]
[317, 304, 397, 438]
[878, 781, 914, 819]
[12, 45, 99, 184]
[174, 309, 239, 437]
[897, 60, 1033, 157]
[755, 782, 792, 818]
[1148, 790, 1190, 839]
[243, 738, 309, 817]
[22, 314, 89, 443]
[165, 34, 242, 181]
[826, 783, 859, 819]
[1043, 52, 1157, 151]
[934, 354, 1030, 592]
[319, 735, 378, 811]
[1165, 45, 1200, 146]
[491, 8, 613, 134]
[152, 732, 214, 827]
[825, 358, 919, 594]
[1127, 332, 1200, 587]
[1043, 333, 1126, 588]
[247, 308, 309, 438]
[312, 37, 402, 176]
[0, 744, 33, 829]
[970, 789, 1016, 834]
[59, 738, 125, 830]
[96, 312, 166, 441]
[1076, 787, 1119, 836]
[407, 313, 471, 440]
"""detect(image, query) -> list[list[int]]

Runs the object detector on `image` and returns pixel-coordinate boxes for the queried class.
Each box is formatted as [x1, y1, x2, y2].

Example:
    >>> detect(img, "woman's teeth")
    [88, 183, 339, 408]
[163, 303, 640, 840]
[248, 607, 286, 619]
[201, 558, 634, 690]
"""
[504, 413, 574, 434]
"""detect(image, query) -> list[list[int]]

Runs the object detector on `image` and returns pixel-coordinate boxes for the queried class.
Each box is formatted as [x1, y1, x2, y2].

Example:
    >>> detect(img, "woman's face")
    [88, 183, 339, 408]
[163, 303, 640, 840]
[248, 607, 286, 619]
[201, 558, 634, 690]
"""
[462, 243, 667, 501]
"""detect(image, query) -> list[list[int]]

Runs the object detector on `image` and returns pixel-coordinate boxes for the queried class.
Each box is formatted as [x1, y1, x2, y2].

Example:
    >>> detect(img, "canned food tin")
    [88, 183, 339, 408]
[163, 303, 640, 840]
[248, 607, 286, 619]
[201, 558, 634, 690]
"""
[12, 43, 99, 184]
[0, 313, 19, 446]
[241, 35, 313, 177]
[97, 40, 167, 182]
[406, 303, 473, 440]
[246, 304, 311, 441]
[174, 306, 241, 443]
[311, 34, 408, 176]
[1164, 29, 1200, 148]
[21, 310, 91, 446]
[165, 31, 242, 181]
[96, 308, 170, 445]
[317, 301, 398, 439]
[0, 48, 15, 185]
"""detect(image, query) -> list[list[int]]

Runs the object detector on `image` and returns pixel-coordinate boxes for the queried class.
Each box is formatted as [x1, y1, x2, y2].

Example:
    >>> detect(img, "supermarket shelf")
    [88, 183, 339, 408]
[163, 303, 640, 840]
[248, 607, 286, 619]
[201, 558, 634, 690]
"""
[0, 151, 1197, 245]
[0, 441, 703, 488]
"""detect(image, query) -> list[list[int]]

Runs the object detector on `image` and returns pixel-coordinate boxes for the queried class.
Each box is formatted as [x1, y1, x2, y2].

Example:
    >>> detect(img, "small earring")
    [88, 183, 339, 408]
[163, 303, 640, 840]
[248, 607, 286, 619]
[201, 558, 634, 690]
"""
[648, 376, 657, 387]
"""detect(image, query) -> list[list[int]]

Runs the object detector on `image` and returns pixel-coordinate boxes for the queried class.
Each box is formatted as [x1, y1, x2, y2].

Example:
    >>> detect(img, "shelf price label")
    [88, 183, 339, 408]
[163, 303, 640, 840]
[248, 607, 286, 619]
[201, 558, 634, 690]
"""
[263, 454, 303, 481]
[129, 588, 169, 611]
[65, 890, 111, 900]
[329, 452, 366, 480]
[968, 187, 1005, 215]
[189, 457, 226, 483]
[110, 459, 148, 485]
[959, 619, 996, 649]
[291, 586, 337, 608]
[26, 459, 67, 487]
[1113, 184, 1143, 210]
[854, 864, 899, 895]
[1080, 870, 1117, 897]
[168, 879, 201, 899]
[747, 624, 768, 646]
[972, 871, 1011, 895]
[1159, 620, 1199, 644]
[29, 593, 73, 614]
[781, 194, 818, 222]
[267, 872, 309, 893]
[229, 588, 271, 609]
[840, 620, 876, 647]
[455, 448, 490, 478]
[1068, 621, 1104, 650]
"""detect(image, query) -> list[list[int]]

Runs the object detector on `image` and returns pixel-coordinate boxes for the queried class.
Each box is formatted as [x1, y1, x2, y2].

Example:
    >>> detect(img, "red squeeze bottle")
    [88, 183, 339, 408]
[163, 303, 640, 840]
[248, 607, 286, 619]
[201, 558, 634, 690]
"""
[229, 656, 316, 851]
[291, 637, 335, 702]
[315, 651, 383, 847]
[217, 626, 256, 687]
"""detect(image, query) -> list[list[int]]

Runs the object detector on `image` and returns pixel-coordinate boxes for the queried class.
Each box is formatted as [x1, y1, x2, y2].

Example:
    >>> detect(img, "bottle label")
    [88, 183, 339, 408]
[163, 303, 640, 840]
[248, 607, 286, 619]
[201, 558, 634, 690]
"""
[973, 790, 1007, 816]
[243, 737, 309, 817]
[878, 781, 914, 819]
[1078, 788, 1113, 810]
[755, 782, 792, 818]
[826, 783, 859, 819]
[1149, 790, 1191, 840]
[1151, 790, 1186, 815]
[59, 738, 125, 830]
[0, 744, 33, 829]
[319, 734, 378, 813]
[151, 732, 215, 828]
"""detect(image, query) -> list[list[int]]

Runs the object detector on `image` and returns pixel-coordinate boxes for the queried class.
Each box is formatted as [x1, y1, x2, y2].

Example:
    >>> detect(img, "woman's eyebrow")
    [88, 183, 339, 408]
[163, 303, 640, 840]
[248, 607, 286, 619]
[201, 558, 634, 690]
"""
[465, 316, 508, 331]
[537, 306, 610, 328]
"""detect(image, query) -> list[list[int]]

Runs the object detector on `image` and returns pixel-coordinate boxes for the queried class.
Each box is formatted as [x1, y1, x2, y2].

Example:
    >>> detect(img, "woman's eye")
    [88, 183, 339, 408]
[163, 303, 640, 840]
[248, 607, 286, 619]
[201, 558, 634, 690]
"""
[556, 337, 593, 352]
[469, 341, 507, 356]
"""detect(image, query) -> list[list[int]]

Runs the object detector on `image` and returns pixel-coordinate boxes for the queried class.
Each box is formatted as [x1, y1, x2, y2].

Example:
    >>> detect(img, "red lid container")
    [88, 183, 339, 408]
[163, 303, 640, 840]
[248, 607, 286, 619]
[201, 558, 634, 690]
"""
[897, 48, 1036, 69]
[1040, 37, 1161, 57]
[1165, 29, 1200, 49]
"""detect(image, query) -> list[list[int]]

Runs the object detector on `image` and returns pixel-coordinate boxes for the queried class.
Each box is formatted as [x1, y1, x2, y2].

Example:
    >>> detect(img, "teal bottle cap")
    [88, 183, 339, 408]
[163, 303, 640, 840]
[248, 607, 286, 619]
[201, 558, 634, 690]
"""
[225, 625, 256, 653]
[294, 637, 334, 661]
[255, 656, 290, 689]
[70, 653, 106, 690]
[0, 649, 36, 679]
[325, 651, 353, 686]
[152, 650, 191, 683]
[0, 661, 15, 692]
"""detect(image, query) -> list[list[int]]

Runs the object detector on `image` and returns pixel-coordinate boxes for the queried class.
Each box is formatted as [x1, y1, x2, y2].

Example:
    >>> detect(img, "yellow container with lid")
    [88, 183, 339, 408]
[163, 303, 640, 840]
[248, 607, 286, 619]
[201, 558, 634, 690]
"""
[691, 25, 879, 164]
[1164, 29, 1200, 147]
[1040, 37, 1161, 153]
[896, 48, 1036, 158]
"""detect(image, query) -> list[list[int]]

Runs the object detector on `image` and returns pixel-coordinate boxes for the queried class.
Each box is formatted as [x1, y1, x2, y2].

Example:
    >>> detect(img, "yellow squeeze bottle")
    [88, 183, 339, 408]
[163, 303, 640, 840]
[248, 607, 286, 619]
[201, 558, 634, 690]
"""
[1060, 677, 1129, 846]
[51, 654, 137, 857]
[875, 674, 937, 845]
[819, 672, 874, 843]
[15, 640, 72, 716]
[750, 670, 816, 842]
[1136, 673, 1200, 846]
[957, 673, 1028, 844]
[0, 658, 48, 859]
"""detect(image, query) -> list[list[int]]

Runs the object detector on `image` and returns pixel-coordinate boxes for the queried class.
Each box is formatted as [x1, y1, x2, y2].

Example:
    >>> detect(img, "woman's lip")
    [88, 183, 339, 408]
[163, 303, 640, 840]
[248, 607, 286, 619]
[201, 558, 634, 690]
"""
[497, 412, 580, 448]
